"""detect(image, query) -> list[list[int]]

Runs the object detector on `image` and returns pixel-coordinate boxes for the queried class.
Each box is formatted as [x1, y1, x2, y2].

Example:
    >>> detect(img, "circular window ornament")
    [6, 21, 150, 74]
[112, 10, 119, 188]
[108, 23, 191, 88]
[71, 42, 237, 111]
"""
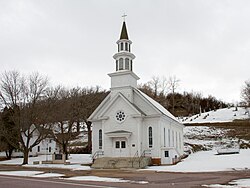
[116, 110, 126, 123]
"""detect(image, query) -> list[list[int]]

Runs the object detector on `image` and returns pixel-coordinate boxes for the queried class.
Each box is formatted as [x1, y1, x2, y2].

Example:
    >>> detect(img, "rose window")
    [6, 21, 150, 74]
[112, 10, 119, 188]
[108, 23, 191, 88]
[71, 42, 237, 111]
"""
[116, 111, 126, 122]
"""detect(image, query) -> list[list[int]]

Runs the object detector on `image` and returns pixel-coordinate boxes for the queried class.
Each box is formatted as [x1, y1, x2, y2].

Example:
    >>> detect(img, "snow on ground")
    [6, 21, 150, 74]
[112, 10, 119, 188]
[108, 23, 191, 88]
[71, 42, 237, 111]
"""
[67, 154, 92, 164]
[0, 154, 92, 171]
[25, 164, 91, 171]
[63, 176, 148, 184]
[0, 154, 52, 165]
[0, 154, 91, 165]
[0, 171, 65, 178]
[33, 173, 64, 178]
[0, 171, 148, 184]
[182, 107, 249, 124]
[143, 149, 250, 172]
[183, 125, 233, 151]
[203, 178, 250, 187]
[184, 126, 227, 138]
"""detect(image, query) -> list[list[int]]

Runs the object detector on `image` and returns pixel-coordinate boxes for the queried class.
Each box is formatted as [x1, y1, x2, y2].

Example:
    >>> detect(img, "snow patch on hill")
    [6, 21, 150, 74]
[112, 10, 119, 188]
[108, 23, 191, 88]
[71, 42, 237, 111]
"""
[182, 107, 249, 124]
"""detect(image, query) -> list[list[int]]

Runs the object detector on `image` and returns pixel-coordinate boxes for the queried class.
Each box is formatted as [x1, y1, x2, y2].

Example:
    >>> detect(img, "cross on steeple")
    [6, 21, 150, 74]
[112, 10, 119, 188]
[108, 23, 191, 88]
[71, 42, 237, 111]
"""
[122, 13, 127, 21]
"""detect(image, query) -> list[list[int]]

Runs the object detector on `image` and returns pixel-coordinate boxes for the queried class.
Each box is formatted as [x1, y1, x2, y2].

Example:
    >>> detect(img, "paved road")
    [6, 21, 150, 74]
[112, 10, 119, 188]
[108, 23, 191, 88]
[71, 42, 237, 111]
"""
[0, 175, 118, 188]
[0, 165, 250, 188]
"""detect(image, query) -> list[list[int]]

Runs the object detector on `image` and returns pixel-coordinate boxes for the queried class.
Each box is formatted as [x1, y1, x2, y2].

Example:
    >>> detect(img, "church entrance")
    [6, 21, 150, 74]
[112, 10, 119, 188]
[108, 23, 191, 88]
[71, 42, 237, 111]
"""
[113, 138, 129, 157]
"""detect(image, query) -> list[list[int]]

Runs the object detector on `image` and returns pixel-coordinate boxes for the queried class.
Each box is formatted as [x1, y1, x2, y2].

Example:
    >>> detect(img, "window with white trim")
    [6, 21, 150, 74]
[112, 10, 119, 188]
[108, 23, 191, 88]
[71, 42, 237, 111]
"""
[125, 43, 128, 51]
[99, 129, 102, 149]
[149, 126, 153, 148]
[121, 42, 124, 51]
[125, 58, 129, 70]
[119, 58, 123, 70]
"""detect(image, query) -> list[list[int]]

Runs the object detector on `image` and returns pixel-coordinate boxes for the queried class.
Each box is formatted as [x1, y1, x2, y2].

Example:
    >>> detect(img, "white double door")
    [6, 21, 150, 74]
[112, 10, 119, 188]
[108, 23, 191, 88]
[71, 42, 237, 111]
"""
[113, 138, 129, 157]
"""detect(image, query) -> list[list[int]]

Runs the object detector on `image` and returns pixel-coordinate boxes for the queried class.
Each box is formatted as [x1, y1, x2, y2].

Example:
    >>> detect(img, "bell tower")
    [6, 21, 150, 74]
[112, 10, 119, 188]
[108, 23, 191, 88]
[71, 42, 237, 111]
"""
[114, 21, 135, 72]
[108, 20, 140, 93]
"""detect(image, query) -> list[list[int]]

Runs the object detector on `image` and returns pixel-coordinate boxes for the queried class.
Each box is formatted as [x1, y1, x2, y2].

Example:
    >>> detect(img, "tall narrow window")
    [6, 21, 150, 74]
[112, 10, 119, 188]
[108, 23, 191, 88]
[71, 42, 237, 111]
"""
[125, 58, 129, 70]
[121, 42, 124, 51]
[129, 44, 131, 52]
[116, 60, 118, 71]
[99, 129, 102, 149]
[149, 127, 153, 148]
[168, 129, 170, 147]
[179, 132, 181, 149]
[118, 44, 120, 52]
[164, 128, 166, 147]
[172, 130, 174, 147]
[125, 43, 128, 51]
[130, 60, 133, 71]
[176, 131, 178, 149]
[119, 58, 123, 70]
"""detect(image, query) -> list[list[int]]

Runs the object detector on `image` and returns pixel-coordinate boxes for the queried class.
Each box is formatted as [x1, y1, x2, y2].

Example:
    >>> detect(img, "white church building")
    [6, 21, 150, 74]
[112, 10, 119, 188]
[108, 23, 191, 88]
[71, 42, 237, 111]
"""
[89, 21, 184, 165]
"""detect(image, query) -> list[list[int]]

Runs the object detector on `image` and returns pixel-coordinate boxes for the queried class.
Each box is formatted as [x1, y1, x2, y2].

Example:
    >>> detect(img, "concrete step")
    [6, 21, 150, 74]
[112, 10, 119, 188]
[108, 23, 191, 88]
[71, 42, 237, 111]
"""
[92, 157, 152, 169]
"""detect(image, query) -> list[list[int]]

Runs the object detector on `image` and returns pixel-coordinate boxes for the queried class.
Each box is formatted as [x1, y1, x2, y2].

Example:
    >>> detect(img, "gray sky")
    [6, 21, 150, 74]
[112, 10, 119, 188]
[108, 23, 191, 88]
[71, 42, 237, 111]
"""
[1, 0, 250, 103]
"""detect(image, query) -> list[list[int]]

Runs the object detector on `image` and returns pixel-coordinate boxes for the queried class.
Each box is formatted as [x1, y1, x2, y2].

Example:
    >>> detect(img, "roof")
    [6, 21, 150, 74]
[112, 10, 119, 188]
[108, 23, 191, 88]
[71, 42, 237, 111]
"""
[120, 21, 129, 40]
[88, 87, 180, 124]
[135, 88, 179, 122]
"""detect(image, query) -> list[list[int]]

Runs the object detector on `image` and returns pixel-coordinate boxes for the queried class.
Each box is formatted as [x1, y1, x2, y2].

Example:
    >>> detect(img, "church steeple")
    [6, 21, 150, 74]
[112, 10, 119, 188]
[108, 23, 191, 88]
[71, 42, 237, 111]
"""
[109, 20, 139, 91]
[113, 21, 135, 72]
[120, 21, 129, 40]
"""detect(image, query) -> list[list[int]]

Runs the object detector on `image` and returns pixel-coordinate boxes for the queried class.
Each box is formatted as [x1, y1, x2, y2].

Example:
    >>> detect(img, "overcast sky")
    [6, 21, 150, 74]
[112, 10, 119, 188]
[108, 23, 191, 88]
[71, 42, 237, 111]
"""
[1, 0, 250, 103]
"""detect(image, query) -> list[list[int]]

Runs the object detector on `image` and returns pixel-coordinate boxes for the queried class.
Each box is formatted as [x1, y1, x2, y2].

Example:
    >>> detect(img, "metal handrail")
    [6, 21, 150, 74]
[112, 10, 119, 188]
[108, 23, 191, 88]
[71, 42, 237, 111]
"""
[92, 150, 104, 160]
[131, 150, 139, 167]
[138, 150, 151, 167]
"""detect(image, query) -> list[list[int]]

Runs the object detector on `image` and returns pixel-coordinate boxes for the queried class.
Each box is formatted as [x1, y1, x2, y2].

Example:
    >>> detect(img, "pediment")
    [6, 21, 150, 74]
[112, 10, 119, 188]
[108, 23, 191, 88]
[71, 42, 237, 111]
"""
[88, 92, 143, 121]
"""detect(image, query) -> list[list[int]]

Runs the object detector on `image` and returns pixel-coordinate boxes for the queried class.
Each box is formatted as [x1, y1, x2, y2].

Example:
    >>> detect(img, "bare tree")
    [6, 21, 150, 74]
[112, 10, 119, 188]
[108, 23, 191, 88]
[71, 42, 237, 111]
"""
[149, 76, 160, 97]
[168, 75, 180, 114]
[79, 86, 108, 153]
[0, 71, 24, 108]
[49, 86, 107, 155]
[241, 80, 250, 107]
[0, 107, 19, 159]
[49, 87, 82, 158]
[147, 76, 170, 97]
[0, 71, 51, 164]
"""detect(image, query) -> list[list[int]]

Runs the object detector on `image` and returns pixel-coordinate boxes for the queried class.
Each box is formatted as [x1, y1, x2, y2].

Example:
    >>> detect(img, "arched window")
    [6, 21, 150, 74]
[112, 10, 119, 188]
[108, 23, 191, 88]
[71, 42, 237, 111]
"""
[149, 127, 153, 148]
[176, 131, 178, 148]
[168, 129, 170, 147]
[125, 43, 128, 51]
[119, 58, 123, 70]
[116, 60, 118, 71]
[172, 130, 174, 147]
[164, 128, 166, 147]
[125, 58, 129, 70]
[121, 42, 124, 51]
[99, 129, 102, 149]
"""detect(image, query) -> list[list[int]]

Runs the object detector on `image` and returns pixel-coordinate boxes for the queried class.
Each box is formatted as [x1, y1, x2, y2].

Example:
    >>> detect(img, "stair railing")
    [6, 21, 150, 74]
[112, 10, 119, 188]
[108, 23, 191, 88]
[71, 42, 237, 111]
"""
[131, 150, 139, 168]
[92, 150, 104, 161]
[138, 149, 151, 167]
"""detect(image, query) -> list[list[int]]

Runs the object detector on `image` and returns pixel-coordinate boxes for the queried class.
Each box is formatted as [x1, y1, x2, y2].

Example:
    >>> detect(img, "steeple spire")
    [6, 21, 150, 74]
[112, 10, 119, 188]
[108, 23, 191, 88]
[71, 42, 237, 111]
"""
[120, 21, 129, 40]
[113, 20, 135, 72]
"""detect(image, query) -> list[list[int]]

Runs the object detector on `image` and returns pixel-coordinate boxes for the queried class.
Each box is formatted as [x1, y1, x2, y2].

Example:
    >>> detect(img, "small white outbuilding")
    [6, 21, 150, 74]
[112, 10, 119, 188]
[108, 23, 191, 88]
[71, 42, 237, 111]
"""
[88, 21, 184, 165]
